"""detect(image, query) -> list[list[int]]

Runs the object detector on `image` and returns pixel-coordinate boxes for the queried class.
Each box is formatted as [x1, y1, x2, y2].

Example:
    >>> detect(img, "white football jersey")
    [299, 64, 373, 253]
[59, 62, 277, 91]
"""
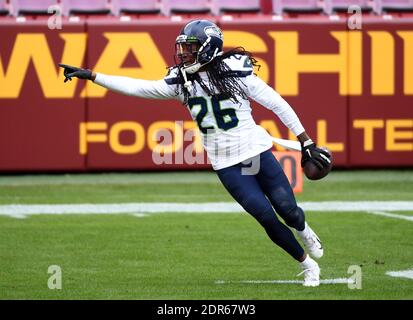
[94, 54, 305, 170]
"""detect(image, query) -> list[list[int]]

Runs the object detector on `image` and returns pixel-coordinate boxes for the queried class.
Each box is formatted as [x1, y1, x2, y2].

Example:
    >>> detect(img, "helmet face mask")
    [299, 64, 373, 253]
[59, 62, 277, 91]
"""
[175, 20, 223, 74]
[175, 38, 200, 67]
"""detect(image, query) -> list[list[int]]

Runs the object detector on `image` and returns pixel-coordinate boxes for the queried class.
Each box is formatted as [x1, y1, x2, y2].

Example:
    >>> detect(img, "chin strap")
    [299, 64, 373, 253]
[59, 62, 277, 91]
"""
[183, 62, 201, 74]
[179, 48, 224, 92]
[180, 67, 193, 92]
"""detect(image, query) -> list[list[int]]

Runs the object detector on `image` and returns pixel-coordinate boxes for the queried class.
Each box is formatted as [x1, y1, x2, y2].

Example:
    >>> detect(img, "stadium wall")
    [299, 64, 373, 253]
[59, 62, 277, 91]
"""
[0, 16, 412, 171]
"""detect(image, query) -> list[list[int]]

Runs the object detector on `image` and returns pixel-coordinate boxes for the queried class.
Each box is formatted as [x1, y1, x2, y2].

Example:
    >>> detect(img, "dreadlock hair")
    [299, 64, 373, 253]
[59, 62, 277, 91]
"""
[172, 47, 261, 106]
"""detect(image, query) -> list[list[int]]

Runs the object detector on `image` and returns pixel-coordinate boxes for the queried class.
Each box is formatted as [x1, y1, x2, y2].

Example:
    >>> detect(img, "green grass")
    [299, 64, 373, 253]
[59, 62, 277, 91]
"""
[0, 170, 412, 299]
[0, 170, 412, 204]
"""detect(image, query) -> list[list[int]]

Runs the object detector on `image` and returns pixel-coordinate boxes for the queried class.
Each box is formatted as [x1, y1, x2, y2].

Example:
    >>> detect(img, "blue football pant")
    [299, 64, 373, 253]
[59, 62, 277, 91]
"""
[216, 149, 305, 260]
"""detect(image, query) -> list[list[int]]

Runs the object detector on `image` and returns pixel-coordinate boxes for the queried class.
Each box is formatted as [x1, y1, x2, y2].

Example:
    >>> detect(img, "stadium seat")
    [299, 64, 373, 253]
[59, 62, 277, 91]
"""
[111, 0, 161, 16]
[260, 0, 274, 14]
[376, 0, 413, 14]
[0, 0, 9, 15]
[10, 0, 58, 16]
[162, 0, 211, 16]
[212, 0, 261, 15]
[324, 0, 372, 14]
[61, 0, 111, 16]
[272, 0, 323, 15]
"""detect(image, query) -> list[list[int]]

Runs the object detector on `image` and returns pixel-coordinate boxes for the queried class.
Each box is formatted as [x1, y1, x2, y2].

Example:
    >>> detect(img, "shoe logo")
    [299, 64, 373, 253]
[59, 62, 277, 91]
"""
[316, 237, 323, 249]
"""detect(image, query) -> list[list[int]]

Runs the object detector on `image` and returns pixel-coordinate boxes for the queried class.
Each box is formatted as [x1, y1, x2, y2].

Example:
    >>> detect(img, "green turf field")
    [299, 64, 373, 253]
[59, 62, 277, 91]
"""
[0, 170, 412, 299]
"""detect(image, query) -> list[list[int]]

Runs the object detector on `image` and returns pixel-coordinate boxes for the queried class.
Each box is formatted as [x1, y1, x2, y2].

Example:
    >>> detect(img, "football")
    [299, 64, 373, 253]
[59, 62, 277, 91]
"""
[304, 148, 333, 180]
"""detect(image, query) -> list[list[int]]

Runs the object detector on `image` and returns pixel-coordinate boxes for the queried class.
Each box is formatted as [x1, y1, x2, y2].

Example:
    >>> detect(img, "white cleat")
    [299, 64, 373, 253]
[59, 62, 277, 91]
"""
[299, 266, 320, 287]
[296, 222, 324, 259]
[298, 258, 320, 287]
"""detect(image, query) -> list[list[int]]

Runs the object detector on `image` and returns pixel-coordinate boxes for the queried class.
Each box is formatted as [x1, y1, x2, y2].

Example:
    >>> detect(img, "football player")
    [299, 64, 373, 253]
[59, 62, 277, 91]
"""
[59, 19, 331, 287]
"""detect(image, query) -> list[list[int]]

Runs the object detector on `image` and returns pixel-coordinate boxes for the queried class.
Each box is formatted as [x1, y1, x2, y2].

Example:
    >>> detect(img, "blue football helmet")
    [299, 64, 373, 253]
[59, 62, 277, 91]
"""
[175, 20, 224, 74]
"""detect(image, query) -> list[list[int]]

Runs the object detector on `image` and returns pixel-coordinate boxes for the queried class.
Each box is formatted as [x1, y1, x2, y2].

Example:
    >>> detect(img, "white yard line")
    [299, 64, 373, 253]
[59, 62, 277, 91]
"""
[301, 201, 413, 212]
[0, 201, 412, 219]
[0, 202, 243, 217]
[366, 211, 413, 222]
[386, 269, 413, 280]
[215, 278, 352, 285]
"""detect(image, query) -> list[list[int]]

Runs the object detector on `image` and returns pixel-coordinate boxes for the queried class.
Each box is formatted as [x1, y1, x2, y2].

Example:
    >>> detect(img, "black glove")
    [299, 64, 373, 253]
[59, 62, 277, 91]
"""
[59, 63, 92, 82]
[301, 139, 332, 169]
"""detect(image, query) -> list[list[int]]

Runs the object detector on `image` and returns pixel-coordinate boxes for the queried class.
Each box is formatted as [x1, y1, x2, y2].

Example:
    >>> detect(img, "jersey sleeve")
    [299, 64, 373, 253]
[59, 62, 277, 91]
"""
[243, 73, 305, 136]
[93, 68, 180, 100]
[223, 54, 255, 78]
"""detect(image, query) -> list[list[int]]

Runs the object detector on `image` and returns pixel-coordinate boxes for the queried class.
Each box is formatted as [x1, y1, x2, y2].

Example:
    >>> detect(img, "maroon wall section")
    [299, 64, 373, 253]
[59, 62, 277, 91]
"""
[0, 20, 87, 171]
[0, 17, 412, 171]
[348, 22, 413, 166]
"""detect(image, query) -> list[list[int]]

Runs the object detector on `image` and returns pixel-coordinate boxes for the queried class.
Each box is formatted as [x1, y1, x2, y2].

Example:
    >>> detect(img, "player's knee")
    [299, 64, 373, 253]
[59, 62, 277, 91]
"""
[283, 206, 305, 230]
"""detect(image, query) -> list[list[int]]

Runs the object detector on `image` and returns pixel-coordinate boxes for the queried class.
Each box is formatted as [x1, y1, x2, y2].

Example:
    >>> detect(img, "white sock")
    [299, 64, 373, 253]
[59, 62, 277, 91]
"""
[300, 255, 316, 270]
[296, 222, 310, 238]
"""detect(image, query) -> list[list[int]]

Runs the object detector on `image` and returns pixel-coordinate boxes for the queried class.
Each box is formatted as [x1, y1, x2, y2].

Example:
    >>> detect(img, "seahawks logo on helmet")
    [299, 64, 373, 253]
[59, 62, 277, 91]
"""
[204, 26, 223, 40]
